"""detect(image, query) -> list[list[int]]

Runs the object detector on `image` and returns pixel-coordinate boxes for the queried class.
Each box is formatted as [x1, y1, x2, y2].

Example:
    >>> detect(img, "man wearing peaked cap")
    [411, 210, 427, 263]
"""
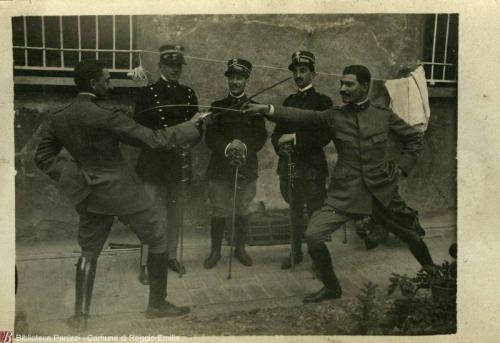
[134, 44, 200, 278]
[272, 50, 333, 270]
[203, 58, 267, 269]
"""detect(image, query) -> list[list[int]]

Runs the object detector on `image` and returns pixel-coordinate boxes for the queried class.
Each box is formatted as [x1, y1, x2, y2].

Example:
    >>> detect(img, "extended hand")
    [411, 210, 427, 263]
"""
[242, 103, 270, 117]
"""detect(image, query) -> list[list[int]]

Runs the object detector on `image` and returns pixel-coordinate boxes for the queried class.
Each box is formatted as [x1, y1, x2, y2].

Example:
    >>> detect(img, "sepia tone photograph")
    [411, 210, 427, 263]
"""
[10, 12, 459, 338]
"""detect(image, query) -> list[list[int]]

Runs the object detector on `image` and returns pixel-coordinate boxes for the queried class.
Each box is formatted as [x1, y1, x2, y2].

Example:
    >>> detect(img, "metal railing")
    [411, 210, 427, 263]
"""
[13, 15, 137, 73]
[423, 13, 458, 85]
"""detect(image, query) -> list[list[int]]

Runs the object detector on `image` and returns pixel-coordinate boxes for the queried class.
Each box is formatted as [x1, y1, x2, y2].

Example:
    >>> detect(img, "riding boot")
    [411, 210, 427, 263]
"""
[67, 256, 98, 330]
[303, 243, 342, 303]
[204, 218, 225, 269]
[146, 252, 190, 318]
[138, 244, 149, 285]
[234, 216, 253, 266]
[407, 239, 437, 273]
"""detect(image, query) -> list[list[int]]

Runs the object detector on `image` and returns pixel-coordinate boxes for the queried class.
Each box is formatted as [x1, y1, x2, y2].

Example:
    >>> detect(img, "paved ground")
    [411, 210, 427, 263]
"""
[16, 215, 455, 336]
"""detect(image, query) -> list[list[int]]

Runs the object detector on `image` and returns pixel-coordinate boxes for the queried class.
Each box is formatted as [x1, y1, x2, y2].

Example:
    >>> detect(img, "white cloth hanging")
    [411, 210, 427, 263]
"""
[384, 65, 431, 132]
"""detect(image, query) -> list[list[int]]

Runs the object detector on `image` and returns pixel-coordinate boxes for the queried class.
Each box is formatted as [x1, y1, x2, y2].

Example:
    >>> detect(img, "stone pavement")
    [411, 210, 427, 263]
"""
[16, 219, 455, 334]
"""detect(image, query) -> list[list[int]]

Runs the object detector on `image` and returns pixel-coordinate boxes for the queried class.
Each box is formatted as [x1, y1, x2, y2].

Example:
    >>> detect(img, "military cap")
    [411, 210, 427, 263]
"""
[159, 44, 186, 65]
[224, 58, 252, 78]
[288, 50, 315, 71]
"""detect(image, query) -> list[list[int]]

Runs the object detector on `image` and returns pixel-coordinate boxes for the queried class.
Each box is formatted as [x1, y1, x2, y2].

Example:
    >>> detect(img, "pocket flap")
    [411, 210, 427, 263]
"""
[335, 131, 353, 142]
[372, 132, 388, 143]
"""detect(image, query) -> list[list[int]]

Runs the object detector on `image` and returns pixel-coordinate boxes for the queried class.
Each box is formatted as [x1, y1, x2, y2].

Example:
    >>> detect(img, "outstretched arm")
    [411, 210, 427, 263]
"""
[243, 103, 335, 130]
[111, 109, 202, 150]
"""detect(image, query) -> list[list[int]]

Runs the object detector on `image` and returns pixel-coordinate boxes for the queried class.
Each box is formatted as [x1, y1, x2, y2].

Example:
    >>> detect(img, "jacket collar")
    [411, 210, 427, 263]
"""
[76, 92, 97, 102]
[159, 74, 179, 86]
[228, 92, 247, 101]
[344, 98, 370, 111]
[297, 83, 314, 93]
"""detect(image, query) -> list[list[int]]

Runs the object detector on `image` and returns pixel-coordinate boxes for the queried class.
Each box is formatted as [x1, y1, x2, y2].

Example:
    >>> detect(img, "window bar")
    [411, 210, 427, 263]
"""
[59, 16, 64, 68]
[41, 16, 46, 67]
[95, 15, 99, 60]
[23, 16, 27, 66]
[77, 16, 82, 62]
[112, 15, 116, 70]
[442, 13, 451, 81]
[129, 15, 133, 70]
[430, 14, 438, 85]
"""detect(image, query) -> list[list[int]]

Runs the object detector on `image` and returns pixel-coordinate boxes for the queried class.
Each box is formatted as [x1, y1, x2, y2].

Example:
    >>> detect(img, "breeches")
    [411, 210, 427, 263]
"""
[76, 200, 167, 258]
[305, 191, 425, 247]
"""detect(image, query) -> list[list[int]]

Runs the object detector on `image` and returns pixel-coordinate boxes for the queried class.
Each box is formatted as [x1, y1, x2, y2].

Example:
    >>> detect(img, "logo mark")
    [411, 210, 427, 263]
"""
[0, 332, 12, 343]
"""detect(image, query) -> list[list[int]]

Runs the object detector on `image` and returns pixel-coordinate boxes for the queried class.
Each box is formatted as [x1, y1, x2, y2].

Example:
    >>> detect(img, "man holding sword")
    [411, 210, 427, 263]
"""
[243, 64, 436, 303]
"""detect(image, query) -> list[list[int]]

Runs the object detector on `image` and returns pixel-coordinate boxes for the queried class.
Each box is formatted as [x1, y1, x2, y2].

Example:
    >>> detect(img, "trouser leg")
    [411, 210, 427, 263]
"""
[302, 205, 351, 302]
[372, 192, 435, 270]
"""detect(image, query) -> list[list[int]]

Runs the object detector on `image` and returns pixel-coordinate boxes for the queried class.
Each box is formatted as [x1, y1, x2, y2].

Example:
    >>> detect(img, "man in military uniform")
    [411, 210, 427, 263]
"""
[244, 65, 436, 303]
[134, 45, 200, 276]
[203, 58, 268, 269]
[34, 60, 204, 326]
[271, 51, 333, 269]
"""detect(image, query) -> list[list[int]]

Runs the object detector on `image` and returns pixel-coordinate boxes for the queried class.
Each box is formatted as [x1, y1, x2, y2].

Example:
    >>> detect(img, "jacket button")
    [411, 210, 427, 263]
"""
[159, 109, 163, 112]
[154, 94, 158, 97]
[156, 101, 160, 104]
[163, 124, 168, 128]
[161, 116, 165, 120]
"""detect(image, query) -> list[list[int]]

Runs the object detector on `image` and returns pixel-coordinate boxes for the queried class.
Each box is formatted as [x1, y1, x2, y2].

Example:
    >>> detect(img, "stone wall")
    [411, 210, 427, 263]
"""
[14, 14, 456, 241]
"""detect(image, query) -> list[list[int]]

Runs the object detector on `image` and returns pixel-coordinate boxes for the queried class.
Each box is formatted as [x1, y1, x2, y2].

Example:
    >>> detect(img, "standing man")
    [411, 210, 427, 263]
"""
[203, 58, 268, 269]
[134, 44, 200, 276]
[244, 65, 436, 303]
[271, 51, 333, 269]
[34, 60, 204, 326]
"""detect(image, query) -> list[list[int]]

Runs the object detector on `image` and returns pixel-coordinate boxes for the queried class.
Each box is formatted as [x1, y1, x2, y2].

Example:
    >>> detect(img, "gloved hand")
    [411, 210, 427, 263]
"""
[225, 139, 247, 167]
[279, 141, 294, 156]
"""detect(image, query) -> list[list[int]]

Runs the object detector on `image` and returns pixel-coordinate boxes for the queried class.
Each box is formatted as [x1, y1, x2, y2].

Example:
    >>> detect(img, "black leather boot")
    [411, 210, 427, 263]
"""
[407, 239, 436, 273]
[67, 256, 97, 330]
[138, 244, 149, 285]
[234, 216, 253, 266]
[204, 218, 225, 269]
[303, 243, 342, 303]
[145, 252, 190, 318]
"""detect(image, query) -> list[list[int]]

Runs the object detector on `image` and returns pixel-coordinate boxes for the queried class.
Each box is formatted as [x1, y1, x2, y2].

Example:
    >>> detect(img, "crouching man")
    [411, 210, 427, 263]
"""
[243, 65, 436, 303]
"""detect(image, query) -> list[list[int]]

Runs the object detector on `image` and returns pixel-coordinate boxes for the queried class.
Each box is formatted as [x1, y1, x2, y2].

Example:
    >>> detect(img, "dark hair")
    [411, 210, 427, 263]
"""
[342, 65, 371, 86]
[74, 60, 105, 92]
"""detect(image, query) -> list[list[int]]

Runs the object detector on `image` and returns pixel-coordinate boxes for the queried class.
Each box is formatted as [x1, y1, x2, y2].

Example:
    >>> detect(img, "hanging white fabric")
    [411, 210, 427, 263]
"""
[384, 65, 431, 132]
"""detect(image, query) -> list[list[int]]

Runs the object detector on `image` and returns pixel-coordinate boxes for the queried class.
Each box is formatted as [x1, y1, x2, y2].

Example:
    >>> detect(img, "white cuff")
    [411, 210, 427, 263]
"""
[268, 104, 275, 115]
[224, 143, 231, 157]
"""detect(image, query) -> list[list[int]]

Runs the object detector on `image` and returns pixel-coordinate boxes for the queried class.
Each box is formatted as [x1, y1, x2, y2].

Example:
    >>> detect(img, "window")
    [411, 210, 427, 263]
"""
[12, 15, 140, 84]
[422, 14, 458, 85]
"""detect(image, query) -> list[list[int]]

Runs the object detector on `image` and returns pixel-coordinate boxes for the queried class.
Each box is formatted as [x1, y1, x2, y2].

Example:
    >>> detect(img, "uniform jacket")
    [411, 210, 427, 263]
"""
[272, 101, 424, 215]
[271, 86, 332, 180]
[205, 94, 268, 182]
[134, 77, 199, 183]
[34, 93, 200, 215]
